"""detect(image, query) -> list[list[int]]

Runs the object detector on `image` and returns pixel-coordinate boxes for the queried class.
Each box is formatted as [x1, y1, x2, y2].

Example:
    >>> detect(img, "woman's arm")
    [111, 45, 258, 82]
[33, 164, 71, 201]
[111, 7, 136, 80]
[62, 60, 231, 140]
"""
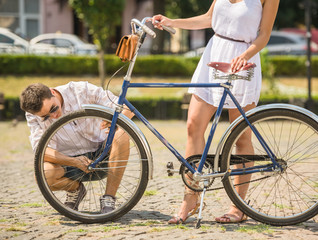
[152, 1, 216, 30]
[231, 0, 280, 72]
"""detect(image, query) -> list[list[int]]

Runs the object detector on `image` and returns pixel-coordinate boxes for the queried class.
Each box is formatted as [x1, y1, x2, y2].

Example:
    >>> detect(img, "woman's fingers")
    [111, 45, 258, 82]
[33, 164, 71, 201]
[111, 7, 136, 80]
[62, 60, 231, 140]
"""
[151, 14, 172, 30]
[152, 15, 164, 30]
[231, 56, 247, 73]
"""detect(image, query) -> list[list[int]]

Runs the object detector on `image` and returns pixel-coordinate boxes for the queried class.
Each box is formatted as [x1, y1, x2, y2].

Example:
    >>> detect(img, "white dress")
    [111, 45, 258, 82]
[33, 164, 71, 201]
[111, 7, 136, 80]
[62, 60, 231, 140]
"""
[189, 0, 263, 108]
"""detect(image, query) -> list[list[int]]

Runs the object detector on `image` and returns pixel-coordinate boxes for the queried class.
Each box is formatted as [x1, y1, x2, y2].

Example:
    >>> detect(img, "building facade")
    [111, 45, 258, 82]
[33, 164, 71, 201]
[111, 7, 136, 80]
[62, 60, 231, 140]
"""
[0, 0, 205, 53]
[0, 0, 152, 39]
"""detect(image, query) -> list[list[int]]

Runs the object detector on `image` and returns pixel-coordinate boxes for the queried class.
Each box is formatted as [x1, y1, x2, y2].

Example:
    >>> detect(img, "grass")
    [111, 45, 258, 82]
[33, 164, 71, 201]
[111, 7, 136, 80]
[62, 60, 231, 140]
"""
[101, 225, 125, 232]
[0, 75, 189, 99]
[128, 221, 163, 227]
[143, 189, 159, 196]
[148, 225, 190, 233]
[1, 75, 317, 99]
[18, 202, 44, 208]
[5, 222, 27, 232]
[235, 224, 275, 234]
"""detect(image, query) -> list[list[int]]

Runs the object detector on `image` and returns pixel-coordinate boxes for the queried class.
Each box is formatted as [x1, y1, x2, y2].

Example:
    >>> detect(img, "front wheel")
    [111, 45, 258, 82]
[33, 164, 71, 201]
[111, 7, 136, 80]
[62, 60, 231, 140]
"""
[221, 109, 318, 226]
[34, 109, 149, 223]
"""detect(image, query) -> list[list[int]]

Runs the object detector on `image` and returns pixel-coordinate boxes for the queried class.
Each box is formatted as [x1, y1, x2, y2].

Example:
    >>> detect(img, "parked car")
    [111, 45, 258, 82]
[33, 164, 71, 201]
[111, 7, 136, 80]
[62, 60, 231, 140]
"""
[184, 31, 318, 57]
[265, 31, 318, 55]
[281, 28, 318, 48]
[0, 28, 29, 54]
[184, 47, 205, 57]
[30, 33, 98, 56]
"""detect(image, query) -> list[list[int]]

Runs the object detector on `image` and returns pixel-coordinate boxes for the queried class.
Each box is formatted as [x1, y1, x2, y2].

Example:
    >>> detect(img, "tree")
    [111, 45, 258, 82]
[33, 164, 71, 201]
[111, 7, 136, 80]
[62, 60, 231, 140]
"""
[165, 0, 210, 18]
[164, 0, 213, 51]
[152, 0, 165, 54]
[275, 0, 318, 29]
[69, 0, 125, 88]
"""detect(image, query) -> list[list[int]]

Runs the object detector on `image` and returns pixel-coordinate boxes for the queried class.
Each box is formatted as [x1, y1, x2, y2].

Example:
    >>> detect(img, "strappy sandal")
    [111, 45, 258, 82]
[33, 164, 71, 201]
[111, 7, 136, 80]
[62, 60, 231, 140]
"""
[215, 205, 248, 223]
[215, 213, 247, 223]
[168, 187, 206, 224]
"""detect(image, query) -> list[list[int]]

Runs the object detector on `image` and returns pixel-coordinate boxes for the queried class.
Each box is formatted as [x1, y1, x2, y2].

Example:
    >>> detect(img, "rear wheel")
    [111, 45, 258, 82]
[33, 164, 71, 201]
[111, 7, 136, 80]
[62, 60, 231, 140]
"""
[221, 109, 318, 226]
[34, 109, 149, 223]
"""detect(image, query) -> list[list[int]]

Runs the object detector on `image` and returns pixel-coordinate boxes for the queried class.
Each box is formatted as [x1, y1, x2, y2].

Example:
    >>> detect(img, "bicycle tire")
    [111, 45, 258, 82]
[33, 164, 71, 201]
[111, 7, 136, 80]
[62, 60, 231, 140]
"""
[34, 109, 149, 223]
[221, 108, 318, 226]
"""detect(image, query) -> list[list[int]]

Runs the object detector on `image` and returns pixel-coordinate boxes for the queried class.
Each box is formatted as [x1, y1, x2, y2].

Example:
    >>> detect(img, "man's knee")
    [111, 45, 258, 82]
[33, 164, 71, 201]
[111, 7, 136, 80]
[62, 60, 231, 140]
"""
[44, 162, 64, 186]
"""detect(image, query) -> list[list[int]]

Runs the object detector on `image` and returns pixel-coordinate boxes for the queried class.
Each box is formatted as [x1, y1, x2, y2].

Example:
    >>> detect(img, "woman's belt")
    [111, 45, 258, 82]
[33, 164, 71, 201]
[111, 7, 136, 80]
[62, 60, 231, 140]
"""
[215, 33, 246, 43]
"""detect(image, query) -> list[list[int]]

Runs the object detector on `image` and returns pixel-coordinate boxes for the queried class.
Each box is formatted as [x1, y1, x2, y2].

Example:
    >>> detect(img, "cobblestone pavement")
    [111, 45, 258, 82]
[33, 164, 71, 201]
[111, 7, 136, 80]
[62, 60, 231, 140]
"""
[0, 121, 317, 240]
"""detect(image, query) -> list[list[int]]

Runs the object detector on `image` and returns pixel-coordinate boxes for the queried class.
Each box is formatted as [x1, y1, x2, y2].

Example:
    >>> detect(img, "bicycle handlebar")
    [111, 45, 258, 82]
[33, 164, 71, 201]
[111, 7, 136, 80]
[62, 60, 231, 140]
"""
[131, 18, 157, 38]
[153, 20, 176, 35]
[131, 17, 176, 38]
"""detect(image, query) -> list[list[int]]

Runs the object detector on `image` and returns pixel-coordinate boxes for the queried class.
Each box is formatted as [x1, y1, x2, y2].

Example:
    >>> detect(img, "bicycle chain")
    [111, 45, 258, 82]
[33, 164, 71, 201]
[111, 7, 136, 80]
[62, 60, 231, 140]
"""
[179, 154, 272, 192]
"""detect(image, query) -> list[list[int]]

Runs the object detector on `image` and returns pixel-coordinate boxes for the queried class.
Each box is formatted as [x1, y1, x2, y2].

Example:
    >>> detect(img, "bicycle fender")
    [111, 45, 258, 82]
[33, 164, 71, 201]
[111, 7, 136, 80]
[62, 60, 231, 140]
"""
[214, 103, 318, 172]
[82, 104, 154, 180]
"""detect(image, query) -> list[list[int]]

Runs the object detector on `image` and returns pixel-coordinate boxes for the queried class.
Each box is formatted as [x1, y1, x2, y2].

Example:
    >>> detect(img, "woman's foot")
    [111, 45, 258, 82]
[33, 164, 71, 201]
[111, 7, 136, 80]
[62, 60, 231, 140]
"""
[215, 205, 247, 223]
[168, 190, 200, 224]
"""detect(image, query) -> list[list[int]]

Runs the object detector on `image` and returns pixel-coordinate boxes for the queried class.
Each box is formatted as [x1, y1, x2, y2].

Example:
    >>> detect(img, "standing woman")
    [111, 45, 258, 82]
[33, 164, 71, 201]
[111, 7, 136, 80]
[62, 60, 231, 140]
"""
[152, 0, 279, 224]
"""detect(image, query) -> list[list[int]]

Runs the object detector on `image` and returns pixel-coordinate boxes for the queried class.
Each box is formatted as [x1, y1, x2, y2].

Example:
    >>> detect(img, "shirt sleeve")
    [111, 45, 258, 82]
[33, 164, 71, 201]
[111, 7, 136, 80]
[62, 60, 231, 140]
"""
[26, 112, 45, 152]
[85, 82, 119, 108]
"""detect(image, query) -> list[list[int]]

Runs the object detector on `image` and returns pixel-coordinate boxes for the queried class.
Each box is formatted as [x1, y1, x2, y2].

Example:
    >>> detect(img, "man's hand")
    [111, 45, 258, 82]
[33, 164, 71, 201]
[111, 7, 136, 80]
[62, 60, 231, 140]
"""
[100, 120, 111, 134]
[74, 155, 92, 173]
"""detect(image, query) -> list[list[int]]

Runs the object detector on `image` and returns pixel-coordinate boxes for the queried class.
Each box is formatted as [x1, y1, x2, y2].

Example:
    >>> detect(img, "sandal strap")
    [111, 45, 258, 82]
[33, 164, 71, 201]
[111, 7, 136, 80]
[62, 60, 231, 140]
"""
[184, 186, 199, 196]
[168, 215, 185, 224]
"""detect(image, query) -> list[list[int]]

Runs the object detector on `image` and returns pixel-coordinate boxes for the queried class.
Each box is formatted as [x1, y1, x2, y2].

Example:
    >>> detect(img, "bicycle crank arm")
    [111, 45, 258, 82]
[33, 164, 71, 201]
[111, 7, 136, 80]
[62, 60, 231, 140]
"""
[193, 172, 226, 181]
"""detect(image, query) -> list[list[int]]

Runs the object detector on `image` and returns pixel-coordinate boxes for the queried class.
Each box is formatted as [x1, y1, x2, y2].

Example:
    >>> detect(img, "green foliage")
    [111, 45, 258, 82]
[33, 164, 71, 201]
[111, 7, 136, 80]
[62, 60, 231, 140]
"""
[275, 0, 318, 29]
[165, 0, 211, 18]
[270, 55, 318, 77]
[133, 55, 198, 76]
[1, 54, 317, 77]
[0, 55, 100, 75]
[260, 49, 278, 94]
[69, 0, 125, 51]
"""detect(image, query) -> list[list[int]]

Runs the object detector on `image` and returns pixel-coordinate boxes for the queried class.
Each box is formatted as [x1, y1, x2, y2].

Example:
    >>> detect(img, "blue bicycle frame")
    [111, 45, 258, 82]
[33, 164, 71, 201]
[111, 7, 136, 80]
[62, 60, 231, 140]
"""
[90, 79, 279, 176]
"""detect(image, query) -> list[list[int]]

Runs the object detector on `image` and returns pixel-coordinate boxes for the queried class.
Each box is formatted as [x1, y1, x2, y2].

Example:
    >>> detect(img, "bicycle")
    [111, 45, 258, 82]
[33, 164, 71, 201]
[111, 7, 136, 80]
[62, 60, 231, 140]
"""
[34, 17, 318, 227]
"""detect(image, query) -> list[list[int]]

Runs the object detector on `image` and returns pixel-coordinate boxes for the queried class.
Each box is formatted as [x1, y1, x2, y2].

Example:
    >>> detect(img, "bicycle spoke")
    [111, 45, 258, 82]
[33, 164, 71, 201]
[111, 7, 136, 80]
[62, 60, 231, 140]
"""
[35, 110, 149, 223]
[222, 109, 318, 225]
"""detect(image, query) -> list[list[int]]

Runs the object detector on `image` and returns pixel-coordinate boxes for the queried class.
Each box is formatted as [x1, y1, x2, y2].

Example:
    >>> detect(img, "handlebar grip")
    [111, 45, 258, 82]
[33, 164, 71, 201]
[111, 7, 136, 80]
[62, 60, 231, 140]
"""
[161, 25, 176, 35]
[142, 25, 156, 38]
[154, 21, 176, 35]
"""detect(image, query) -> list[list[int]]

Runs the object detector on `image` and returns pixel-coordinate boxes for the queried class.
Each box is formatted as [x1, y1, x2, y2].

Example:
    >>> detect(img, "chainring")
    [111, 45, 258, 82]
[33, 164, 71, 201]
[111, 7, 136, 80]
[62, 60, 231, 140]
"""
[180, 155, 215, 192]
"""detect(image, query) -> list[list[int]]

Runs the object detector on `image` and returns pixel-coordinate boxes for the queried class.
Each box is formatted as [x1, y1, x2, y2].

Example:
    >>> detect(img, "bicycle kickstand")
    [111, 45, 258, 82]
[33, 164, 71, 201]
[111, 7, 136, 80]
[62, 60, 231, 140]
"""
[196, 180, 209, 229]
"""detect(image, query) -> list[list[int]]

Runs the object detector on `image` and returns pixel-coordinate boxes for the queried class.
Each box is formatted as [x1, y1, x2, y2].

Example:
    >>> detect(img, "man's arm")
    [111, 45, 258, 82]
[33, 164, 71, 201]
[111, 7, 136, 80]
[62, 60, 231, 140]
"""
[45, 147, 91, 173]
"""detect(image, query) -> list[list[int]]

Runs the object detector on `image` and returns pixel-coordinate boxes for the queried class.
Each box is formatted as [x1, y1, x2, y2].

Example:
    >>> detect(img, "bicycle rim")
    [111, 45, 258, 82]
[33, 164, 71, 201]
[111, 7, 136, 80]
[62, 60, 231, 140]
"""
[34, 109, 149, 223]
[221, 109, 318, 226]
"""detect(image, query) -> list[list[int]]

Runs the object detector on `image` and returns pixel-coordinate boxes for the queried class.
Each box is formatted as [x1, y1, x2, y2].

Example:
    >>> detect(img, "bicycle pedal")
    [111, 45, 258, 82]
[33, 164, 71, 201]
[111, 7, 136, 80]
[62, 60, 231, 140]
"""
[166, 162, 177, 176]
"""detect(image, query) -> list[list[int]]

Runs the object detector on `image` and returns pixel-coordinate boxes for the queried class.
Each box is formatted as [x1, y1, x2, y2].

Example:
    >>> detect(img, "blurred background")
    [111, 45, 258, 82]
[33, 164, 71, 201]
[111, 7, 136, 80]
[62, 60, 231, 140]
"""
[0, 0, 317, 55]
[0, 0, 318, 121]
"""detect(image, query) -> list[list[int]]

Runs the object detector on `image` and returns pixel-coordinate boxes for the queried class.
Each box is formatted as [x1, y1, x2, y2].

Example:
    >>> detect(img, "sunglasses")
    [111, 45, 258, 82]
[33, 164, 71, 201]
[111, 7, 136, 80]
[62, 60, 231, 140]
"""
[42, 105, 59, 121]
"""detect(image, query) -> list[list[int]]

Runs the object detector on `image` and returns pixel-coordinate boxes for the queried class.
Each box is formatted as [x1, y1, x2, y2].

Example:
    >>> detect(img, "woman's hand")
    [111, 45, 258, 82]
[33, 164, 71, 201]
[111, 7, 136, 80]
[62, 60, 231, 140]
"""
[151, 14, 173, 30]
[231, 55, 248, 73]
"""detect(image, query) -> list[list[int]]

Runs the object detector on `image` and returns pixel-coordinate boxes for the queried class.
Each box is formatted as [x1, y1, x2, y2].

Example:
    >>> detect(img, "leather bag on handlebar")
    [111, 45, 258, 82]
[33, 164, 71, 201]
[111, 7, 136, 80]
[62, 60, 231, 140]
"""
[116, 34, 139, 62]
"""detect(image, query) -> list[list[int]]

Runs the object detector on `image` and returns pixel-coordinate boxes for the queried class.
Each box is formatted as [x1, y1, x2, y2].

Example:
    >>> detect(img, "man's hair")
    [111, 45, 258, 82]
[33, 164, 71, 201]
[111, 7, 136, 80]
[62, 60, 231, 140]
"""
[20, 83, 53, 114]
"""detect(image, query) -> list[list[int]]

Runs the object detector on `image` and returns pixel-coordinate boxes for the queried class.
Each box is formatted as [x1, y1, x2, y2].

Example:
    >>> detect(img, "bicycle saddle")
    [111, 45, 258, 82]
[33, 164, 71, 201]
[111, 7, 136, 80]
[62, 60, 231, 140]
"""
[207, 62, 256, 74]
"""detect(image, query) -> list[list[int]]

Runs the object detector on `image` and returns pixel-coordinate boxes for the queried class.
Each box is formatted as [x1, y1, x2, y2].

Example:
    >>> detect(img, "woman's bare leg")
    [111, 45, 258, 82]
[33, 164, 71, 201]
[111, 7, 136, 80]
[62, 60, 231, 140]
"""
[216, 103, 256, 222]
[170, 94, 217, 222]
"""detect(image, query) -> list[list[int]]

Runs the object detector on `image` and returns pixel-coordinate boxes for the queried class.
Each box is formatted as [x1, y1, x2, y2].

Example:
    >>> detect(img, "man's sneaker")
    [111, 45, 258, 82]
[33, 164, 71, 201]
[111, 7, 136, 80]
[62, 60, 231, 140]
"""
[64, 182, 87, 211]
[100, 194, 116, 214]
